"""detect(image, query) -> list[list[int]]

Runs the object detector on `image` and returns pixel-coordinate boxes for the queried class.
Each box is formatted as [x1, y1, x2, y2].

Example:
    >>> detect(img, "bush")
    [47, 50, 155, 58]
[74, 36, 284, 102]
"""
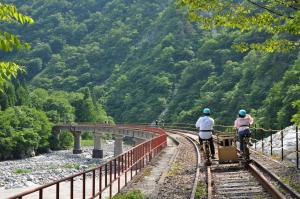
[49, 131, 73, 150]
[81, 132, 93, 140]
[49, 134, 60, 150]
[59, 131, 73, 149]
[15, 168, 32, 174]
[102, 133, 112, 140]
[0, 106, 52, 160]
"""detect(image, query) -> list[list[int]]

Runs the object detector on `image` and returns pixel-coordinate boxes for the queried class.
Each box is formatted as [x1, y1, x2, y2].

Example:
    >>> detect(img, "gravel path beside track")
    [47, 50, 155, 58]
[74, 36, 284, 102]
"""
[250, 151, 300, 197]
[119, 136, 179, 198]
[157, 136, 197, 199]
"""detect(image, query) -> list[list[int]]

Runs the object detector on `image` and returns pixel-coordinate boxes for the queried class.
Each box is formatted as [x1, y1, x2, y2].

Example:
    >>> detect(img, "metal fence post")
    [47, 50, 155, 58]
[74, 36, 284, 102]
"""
[270, 129, 273, 156]
[262, 126, 264, 155]
[296, 126, 299, 169]
[281, 130, 284, 161]
[254, 124, 257, 150]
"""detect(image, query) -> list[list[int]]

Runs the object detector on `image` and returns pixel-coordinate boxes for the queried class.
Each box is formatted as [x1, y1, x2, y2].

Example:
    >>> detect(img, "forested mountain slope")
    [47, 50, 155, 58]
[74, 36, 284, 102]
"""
[1, 0, 300, 129]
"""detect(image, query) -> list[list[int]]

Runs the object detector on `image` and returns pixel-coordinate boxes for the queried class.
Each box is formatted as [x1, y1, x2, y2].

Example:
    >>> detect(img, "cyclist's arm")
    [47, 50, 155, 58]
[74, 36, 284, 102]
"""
[234, 118, 240, 129]
[249, 115, 254, 125]
[195, 117, 201, 128]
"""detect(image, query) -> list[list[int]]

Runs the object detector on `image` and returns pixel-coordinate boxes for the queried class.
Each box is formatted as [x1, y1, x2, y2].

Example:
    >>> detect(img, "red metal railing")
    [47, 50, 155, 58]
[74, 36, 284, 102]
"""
[8, 126, 167, 199]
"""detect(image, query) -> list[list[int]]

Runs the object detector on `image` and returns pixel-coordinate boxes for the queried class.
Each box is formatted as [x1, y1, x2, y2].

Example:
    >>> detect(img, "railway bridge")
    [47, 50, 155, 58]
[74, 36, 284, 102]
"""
[52, 124, 156, 158]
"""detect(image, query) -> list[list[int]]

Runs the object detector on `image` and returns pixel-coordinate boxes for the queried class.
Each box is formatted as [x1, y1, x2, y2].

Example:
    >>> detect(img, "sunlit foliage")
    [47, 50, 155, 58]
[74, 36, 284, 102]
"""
[0, 3, 33, 86]
[177, 0, 300, 52]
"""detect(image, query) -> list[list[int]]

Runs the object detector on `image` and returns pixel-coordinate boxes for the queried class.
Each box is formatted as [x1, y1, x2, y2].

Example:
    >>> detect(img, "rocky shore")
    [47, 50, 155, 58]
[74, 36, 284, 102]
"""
[0, 141, 131, 191]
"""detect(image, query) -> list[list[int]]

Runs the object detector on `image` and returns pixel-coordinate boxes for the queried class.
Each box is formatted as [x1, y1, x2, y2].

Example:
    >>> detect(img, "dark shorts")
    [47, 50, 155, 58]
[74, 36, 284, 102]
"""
[238, 128, 251, 137]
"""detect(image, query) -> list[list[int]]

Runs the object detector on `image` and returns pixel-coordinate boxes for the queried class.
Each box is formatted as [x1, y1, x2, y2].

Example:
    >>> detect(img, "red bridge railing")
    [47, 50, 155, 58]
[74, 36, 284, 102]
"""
[8, 126, 167, 199]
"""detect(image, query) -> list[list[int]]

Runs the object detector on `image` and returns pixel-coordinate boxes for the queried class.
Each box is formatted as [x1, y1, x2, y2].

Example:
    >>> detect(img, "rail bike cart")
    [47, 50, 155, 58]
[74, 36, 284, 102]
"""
[217, 134, 239, 164]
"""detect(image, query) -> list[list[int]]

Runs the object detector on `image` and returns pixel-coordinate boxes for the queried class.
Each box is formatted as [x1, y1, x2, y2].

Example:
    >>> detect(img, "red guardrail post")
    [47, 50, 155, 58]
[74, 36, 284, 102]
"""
[56, 183, 59, 199]
[142, 144, 145, 168]
[142, 144, 144, 166]
[39, 189, 43, 199]
[149, 140, 152, 161]
[135, 147, 138, 175]
[105, 164, 107, 187]
[122, 155, 124, 173]
[114, 159, 117, 180]
[125, 153, 128, 186]
[109, 161, 112, 197]
[118, 156, 121, 192]
[147, 141, 149, 162]
[139, 145, 142, 168]
[82, 173, 86, 199]
[99, 166, 102, 199]
[92, 170, 96, 197]
[70, 177, 74, 199]
[130, 150, 133, 180]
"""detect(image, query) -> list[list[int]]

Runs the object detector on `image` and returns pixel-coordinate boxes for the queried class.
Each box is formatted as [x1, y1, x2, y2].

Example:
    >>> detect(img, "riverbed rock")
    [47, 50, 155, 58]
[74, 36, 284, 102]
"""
[0, 144, 132, 190]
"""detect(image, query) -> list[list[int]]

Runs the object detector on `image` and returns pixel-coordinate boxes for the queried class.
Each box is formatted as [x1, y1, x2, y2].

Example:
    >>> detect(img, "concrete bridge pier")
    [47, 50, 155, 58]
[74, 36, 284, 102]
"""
[93, 134, 103, 158]
[114, 135, 123, 156]
[72, 131, 82, 154]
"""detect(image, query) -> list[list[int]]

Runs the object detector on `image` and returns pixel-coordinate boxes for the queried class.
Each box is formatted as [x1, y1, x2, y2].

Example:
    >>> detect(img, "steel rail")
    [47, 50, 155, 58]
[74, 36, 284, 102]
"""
[251, 159, 300, 199]
[207, 166, 212, 199]
[247, 163, 286, 199]
[224, 136, 298, 199]
[236, 146, 300, 198]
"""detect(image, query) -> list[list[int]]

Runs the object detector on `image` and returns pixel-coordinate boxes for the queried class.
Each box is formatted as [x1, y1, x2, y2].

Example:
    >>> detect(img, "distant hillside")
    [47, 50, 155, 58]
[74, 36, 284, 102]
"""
[1, 0, 299, 128]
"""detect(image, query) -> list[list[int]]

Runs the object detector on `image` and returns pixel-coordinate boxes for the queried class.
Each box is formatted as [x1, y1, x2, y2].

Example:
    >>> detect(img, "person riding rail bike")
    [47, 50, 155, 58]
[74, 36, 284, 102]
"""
[195, 108, 215, 159]
[234, 109, 254, 157]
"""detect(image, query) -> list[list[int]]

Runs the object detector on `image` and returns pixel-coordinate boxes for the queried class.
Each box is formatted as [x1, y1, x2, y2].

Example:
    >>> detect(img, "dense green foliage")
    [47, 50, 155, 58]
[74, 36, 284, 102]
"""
[29, 87, 113, 123]
[177, 0, 300, 52]
[0, 3, 33, 87]
[0, 106, 51, 160]
[291, 100, 300, 125]
[0, 83, 113, 159]
[49, 131, 73, 150]
[0, 0, 299, 133]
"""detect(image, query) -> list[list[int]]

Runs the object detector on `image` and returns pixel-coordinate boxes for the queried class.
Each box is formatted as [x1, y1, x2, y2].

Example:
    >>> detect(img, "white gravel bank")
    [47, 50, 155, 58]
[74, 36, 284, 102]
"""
[252, 126, 299, 165]
[0, 141, 131, 191]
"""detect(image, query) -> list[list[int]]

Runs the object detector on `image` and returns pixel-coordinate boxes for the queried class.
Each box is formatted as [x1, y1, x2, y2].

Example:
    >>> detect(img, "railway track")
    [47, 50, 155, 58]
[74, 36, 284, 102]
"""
[250, 151, 300, 199]
[209, 164, 271, 199]
[167, 129, 299, 199]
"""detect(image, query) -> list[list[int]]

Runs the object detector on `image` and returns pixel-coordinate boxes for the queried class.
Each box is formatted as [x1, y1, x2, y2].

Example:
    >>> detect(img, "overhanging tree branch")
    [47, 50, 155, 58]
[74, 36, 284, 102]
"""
[246, 0, 294, 19]
[274, 0, 300, 11]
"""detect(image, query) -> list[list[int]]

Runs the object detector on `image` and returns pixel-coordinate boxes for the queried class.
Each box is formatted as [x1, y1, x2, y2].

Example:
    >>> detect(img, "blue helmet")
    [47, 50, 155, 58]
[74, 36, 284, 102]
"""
[203, 108, 210, 114]
[239, 109, 246, 117]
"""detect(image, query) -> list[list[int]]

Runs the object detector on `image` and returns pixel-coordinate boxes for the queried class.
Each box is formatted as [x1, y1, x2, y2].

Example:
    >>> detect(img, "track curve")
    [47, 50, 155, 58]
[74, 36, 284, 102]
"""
[166, 129, 295, 199]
